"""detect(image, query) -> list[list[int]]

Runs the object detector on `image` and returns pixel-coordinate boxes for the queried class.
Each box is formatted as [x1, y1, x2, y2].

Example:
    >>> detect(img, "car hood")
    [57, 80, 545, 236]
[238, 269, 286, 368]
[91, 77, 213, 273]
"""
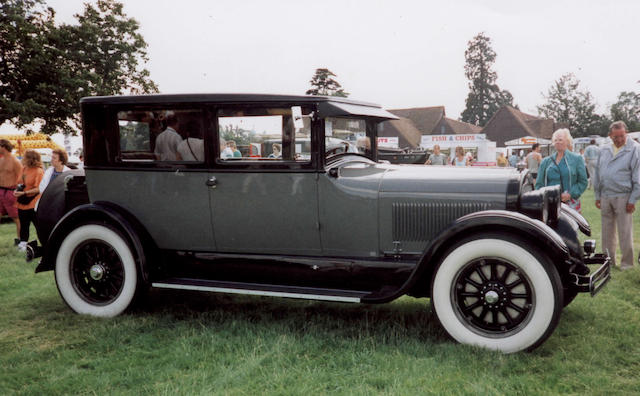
[379, 164, 519, 194]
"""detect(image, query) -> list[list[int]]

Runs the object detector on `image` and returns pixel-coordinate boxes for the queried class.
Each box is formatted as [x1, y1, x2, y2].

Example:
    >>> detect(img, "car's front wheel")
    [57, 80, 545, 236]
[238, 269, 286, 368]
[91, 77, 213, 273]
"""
[431, 235, 563, 353]
[55, 224, 138, 317]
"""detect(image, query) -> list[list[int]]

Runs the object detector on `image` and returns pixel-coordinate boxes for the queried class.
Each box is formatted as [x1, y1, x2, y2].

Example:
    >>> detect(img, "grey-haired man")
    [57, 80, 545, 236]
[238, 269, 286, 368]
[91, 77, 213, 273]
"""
[594, 121, 640, 270]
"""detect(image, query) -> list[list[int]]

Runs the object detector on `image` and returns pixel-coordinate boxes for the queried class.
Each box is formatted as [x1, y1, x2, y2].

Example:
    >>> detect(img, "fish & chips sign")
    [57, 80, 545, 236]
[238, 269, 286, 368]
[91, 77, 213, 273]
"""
[421, 134, 487, 148]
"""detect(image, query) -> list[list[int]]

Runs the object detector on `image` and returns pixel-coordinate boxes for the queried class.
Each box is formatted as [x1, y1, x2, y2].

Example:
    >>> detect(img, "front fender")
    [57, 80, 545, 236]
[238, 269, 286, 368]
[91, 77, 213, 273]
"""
[362, 210, 570, 303]
[35, 202, 154, 283]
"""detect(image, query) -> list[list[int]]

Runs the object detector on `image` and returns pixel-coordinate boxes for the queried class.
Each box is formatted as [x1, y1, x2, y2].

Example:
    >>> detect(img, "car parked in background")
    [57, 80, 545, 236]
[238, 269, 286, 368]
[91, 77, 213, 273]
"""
[31, 94, 610, 353]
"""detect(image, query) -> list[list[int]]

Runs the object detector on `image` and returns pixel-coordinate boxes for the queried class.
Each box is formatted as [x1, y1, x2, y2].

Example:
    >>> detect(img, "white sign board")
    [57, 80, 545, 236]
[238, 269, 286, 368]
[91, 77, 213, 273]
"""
[504, 136, 551, 146]
[420, 134, 487, 148]
[377, 137, 399, 148]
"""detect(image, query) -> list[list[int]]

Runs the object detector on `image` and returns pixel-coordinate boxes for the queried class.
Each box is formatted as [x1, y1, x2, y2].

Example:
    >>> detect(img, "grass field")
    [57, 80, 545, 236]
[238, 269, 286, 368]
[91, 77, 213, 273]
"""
[1, 189, 639, 395]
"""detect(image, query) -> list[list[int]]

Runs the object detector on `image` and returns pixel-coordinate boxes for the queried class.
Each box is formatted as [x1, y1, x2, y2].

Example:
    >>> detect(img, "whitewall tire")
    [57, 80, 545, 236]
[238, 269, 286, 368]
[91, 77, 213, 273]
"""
[431, 236, 563, 353]
[55, 224, 138, 317]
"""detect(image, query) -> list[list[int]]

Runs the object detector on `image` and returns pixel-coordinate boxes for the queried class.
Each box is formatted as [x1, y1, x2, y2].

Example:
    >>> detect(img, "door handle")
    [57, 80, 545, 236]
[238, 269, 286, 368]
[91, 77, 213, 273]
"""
[206, 176, 217, 187]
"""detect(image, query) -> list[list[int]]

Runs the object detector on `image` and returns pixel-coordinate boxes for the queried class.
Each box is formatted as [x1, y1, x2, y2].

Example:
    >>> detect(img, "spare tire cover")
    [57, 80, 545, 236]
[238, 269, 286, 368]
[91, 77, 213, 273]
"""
[35, 169, 86, 244]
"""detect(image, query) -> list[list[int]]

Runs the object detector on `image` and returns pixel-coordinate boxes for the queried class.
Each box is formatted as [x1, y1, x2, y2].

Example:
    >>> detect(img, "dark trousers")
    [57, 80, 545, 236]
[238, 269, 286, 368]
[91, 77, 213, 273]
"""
[18, 208, 36, 242]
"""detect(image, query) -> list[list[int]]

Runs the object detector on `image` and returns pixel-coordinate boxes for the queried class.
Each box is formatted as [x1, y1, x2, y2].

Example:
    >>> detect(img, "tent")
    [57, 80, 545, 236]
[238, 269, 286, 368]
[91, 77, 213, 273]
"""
[0, 133, 64, 156]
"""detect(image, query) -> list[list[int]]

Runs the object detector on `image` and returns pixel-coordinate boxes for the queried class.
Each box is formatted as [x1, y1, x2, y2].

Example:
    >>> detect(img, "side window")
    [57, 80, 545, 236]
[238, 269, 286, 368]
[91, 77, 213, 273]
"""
[325, 117, 369, 159]
[117, 109, 205, 163]
[217, 107, 311, 163]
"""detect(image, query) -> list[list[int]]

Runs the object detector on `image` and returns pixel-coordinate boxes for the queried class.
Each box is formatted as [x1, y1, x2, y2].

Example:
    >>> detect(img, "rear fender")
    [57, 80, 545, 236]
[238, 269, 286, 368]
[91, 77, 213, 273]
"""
[35, 202, 154, 284]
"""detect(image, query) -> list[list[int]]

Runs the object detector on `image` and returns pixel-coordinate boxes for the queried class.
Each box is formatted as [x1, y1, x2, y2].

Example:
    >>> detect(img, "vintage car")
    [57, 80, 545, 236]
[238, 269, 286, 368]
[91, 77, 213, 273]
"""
[31, 94, 610, 353]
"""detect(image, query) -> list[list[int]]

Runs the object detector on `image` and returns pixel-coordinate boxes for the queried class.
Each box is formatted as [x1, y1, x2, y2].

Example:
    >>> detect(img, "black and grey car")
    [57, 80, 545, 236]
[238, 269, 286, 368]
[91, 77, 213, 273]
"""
[31, 94, 610, 353]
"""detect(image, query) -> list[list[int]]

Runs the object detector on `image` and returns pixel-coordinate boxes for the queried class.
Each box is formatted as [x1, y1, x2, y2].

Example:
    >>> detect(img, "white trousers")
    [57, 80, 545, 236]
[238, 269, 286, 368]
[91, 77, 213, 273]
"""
[600, 195, 634, 268]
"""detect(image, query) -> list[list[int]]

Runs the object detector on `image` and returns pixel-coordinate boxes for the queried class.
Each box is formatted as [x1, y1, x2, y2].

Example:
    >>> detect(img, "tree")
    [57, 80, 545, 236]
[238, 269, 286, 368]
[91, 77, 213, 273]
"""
[610, 91, 640, 132]
[537, 73, 606, 137]
[0, 0, 157, 135]
[460, 32, 515, 127]
[306, 68, 348, 97]
[0, 0, 57, 131]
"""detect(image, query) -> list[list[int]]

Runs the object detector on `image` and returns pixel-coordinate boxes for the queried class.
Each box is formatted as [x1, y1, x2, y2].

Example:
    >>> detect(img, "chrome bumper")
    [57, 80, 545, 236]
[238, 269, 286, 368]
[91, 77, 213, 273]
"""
[573, 253, 611, 296]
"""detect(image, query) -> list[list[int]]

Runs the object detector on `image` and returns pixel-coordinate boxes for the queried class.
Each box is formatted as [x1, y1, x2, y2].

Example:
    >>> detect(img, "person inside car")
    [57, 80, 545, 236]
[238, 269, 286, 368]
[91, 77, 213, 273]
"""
[268, 143, 282, 159]
[154, 113, 182, 161]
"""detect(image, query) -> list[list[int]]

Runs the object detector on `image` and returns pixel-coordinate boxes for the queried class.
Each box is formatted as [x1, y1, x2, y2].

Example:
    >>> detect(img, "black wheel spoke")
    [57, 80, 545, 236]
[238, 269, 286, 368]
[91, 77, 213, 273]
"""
[499, 307, 515, 325]
[459, 291, 480, 298]
[491, 310, 498, 325]
[490, 262, 498, 281]
[462, 277, 482, 290]
[507, 278, 523, 289]
[475, 266, 488, 283]
[80, 248, 94, 266]
[478, 307, 488, 323]
[462, 300, 482, 312]
[498, 266, 511, 283]
[507, 302, 526, 314]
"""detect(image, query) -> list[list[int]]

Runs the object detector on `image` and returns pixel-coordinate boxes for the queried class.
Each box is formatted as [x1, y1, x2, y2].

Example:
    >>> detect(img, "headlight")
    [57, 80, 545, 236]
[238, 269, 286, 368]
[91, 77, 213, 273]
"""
[545, 186, 561, 226]
[583, 240, 596, 254]
[519, 186, 561, 226]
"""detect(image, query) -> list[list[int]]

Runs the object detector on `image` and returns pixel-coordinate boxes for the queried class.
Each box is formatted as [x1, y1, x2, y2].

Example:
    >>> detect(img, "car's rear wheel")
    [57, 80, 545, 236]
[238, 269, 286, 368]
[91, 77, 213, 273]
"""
[431, 235, 563, 353]
[55, 224, 138, 317]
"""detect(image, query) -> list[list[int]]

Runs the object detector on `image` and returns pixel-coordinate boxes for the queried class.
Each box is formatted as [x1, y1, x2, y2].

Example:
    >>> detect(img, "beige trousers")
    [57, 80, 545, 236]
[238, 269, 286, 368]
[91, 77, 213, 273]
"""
[600, 195, 634, 268]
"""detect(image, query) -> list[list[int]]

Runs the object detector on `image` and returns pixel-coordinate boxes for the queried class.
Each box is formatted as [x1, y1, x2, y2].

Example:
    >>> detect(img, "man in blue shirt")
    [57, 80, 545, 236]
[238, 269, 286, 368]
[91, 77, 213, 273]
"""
[583, 139, 599, 189]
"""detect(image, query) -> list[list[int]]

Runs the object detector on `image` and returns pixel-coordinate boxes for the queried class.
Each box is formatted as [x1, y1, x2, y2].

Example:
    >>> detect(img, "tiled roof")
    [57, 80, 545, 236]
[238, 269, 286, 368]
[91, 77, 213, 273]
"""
[388, 107, 446, 134]
[439, 117, 483, 134]
[378, 117, 423, 148]
[482, 106, 557, 146]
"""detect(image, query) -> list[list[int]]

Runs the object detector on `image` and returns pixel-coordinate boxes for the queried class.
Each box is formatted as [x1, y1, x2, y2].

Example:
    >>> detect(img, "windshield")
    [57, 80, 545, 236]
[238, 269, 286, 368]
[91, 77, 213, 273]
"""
[324, 117, 374, 160]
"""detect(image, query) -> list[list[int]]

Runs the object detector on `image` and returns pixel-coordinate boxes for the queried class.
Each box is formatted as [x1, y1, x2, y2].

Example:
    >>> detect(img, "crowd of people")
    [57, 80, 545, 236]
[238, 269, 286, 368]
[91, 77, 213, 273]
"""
[0, 139, 71, 251]
[423, 121, 640, 270]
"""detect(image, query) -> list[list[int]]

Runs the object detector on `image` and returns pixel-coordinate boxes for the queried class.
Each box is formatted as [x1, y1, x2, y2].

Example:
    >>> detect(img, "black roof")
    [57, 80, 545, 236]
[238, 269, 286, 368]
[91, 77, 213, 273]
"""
[82, 93, 371, 106]
[80, 93, 398, 120]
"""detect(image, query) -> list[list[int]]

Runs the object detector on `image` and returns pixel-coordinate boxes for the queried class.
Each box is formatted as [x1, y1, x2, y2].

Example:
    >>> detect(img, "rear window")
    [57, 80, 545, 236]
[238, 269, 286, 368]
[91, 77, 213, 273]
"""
[117, 109, 204, 163]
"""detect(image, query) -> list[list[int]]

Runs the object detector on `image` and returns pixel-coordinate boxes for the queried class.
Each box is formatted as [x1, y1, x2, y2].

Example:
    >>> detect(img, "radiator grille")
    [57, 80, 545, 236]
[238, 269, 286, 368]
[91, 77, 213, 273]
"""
[392, 201, 489, 242]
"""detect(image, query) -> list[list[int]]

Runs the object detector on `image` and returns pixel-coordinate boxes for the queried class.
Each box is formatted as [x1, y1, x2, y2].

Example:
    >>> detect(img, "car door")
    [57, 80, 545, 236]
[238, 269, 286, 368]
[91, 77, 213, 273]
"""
[96, 107, 216, 251]
[209, 105, 321, 256]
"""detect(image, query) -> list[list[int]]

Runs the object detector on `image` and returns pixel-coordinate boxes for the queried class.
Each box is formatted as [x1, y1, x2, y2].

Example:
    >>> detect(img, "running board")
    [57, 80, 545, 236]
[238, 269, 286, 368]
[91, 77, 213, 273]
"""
[151, 278, 369, 303]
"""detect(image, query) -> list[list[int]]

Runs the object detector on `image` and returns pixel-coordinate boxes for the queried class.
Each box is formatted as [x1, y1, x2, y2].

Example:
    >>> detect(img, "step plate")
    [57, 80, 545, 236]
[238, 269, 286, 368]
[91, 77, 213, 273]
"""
[152, 278, 366, 303]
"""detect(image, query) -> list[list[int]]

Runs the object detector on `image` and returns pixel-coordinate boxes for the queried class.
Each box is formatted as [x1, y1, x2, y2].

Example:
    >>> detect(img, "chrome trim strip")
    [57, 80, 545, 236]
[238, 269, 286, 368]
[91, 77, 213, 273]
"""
[151, 282, 361, 303]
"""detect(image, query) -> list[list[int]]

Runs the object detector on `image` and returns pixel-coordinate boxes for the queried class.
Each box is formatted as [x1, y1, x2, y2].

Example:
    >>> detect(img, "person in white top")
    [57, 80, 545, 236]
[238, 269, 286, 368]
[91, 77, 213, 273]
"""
[36, 148, 71, 211]
[154, 113, 182, 161]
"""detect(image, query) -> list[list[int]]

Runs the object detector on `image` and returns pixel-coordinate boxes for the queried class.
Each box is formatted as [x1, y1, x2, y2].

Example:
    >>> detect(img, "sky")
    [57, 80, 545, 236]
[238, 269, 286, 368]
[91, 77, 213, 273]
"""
[2, 0, 639, 137]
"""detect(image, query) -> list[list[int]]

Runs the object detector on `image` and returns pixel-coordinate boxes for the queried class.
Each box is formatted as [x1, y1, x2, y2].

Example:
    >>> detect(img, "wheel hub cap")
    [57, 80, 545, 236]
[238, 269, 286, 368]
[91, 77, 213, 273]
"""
[89, 264, 105, 280]
[484, 290, 499, 304]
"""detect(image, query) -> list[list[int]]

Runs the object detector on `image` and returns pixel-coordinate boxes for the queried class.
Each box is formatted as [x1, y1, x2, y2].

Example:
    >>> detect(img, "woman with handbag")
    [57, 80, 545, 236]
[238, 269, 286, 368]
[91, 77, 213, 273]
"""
[535, 128, 588, 213]
[13, 150, 44, 251]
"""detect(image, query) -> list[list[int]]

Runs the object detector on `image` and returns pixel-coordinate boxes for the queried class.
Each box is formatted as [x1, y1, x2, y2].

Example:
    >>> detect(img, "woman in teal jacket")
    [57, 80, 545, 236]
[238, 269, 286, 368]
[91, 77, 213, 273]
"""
[535, 129, 588, 212]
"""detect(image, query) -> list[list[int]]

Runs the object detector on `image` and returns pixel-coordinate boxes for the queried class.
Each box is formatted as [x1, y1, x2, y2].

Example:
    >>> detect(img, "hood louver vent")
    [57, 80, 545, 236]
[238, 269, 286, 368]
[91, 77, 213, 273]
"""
[392, 201, 489, 242]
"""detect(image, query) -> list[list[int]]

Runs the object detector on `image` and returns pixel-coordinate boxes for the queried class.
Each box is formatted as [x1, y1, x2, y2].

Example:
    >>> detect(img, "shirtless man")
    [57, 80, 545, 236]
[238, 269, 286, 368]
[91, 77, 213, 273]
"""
[525, 143, 543, 182]
[0, 139, 23, 241]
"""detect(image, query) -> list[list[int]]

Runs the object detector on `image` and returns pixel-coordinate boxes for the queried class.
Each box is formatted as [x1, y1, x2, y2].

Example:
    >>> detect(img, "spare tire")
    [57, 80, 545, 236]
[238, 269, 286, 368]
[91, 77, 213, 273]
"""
[35, 169, 89, 245]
